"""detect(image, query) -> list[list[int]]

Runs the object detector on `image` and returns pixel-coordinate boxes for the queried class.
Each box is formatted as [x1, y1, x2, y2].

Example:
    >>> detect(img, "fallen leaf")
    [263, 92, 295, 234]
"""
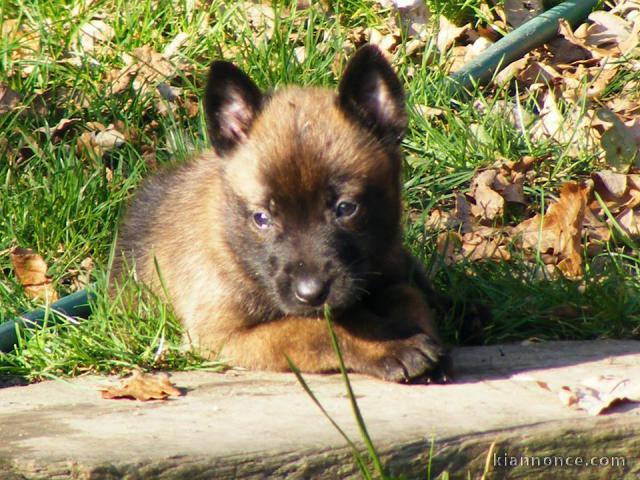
[513, 182, 591, 278]
[510, 373, 551, 391]
[586, 11, 634, 53]
[64, 257, 95, 291]
[494, 55, 530, 86]
[77, 123, 126, 157]
[1, 19, 41, 76]
[436, 231, 462, 265]
[74, 18, 114, 54]
[367, 28, 397, 57]
[425, 193, 474, 233]
[94, 127, 126, 149]
[598, 109, 639, 172]
[99, 370, 182, 401]
[34, 118, 80, 140]
[162, 32, 189, 59]
[462, 36, 493, 65]
[504, 0, 543, 28]
[558, 385, 578, 407]
[615, 207, 640, 238]
[592, 170, 627, 199]
[469, 169, 505, 221]
[583, 206, 612, 248]
[590, 171, 640, 226]
[560, 375, 640, 415]
[244, 2, 276, 43]
[106, 45, 176, 95]
[460, 229, 511, 261]
[10, 247, 58, 302]
[558, 19, 612, 59]
[437, 16, 469, 53]
[414, 104, 445, 118]
[0, 84, 21, 114]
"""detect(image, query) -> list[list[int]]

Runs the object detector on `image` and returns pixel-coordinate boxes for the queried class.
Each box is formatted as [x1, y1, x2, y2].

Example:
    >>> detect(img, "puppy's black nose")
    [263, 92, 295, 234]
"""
[294, 276, 329, 306]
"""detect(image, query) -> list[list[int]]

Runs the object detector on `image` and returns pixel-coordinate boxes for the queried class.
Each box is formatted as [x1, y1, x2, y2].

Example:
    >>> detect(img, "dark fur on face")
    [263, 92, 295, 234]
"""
[206, 47, 407, 318]
[111, 45, 449, 383]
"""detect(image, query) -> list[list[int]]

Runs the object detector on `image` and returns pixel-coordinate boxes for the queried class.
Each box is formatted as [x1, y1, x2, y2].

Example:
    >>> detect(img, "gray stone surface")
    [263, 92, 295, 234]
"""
[1, 340, 639, 479]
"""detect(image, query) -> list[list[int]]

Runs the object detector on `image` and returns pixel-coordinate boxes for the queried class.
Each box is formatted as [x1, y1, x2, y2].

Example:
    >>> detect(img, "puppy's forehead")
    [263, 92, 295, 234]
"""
[247, 88, 386, 202]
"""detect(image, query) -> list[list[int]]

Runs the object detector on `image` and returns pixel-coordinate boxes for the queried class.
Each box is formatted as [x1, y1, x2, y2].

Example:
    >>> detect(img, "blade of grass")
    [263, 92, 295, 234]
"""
[323, 304, 386, 479]
[285, 355, 373, 479]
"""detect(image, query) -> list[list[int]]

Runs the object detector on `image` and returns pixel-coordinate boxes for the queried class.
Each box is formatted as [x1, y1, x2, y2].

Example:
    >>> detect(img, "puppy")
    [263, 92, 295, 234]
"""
[111, 45, 448, 382]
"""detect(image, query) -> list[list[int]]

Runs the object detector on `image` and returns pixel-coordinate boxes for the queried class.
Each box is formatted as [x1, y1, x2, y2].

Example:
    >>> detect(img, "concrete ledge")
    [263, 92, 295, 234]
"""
[1, 340, 639, 479]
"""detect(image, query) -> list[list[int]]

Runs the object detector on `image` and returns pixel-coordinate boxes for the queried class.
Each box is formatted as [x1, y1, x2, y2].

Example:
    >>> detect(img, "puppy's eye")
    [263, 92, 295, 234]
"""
[253, 211, 273, 229]
[335, 201, 358, 219]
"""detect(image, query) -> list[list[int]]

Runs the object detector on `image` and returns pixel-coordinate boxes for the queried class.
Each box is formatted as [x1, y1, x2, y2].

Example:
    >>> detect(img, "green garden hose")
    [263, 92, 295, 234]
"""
[0, 289, 93, 353]
[449, 0, 599, 92]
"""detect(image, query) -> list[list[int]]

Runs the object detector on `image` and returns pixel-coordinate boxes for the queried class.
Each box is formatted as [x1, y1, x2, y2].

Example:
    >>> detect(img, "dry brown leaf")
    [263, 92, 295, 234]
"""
[414, 104, 445, 118]
[74, 18, 115, 54]
[585, 67, 618, 100]
[388, 0, 431, 38]
[367, 28, 398, 57]
[531, 92, 601, 155]
[504, 0, 543, 28]
[586, 10, 636, 54]
[240, 2, 277, 44]
[436, 16, 469, 53]
[590, 172, 640, 227]
[494, 55, 530, 86]
[107, 45, 176, 95]
[546, 37, 591, 66]
[469, 170, 505, 221]
[583, 206, 612, 249]
[1, 19, 40, 75]
[558, 385, 579, 407]
[559, 375, 640, 415]
[462, 37, 493, 65]
[163, 32, 189, 59]
[615, 207, 640, 238]
[100, 370, 182, 401]
[425, 193, 474, 233]
[425, 208, 456, 230]
[592, 170, 628, 199]
[0, 84, 21, 114]
[510, 373, 551, 391]
[10, 247, 58, 302]
[460, 229, 511, 261]
[513, 182, 591, 278]
[65, 257, 95, 291]
[77, 123, 126, 157]
[94, 127, 126, 149]
[558, 19, 612, 59]
[492, 158, 532, 204]
[436, 231, 462, 265]
[447, 45, 470, 73]
[34, 118, 80, 140]
[531, 89, 564, 141]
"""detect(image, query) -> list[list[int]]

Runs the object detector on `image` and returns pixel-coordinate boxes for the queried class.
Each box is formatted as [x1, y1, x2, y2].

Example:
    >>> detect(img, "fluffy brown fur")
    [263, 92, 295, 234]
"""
[111, 45, 449, 382]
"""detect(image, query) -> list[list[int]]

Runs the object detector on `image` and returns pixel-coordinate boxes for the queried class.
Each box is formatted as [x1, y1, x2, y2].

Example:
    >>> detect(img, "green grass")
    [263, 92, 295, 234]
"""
[1, 0, 639, 382]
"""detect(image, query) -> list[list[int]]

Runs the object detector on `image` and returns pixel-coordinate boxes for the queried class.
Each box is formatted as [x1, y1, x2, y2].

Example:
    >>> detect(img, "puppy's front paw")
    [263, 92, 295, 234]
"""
[368, 334, 450, 383]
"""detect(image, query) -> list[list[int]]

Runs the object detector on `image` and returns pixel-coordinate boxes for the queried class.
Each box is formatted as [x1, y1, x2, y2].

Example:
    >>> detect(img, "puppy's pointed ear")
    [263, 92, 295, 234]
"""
[338, 45, 407, 144]
[204, 61, 263, 155]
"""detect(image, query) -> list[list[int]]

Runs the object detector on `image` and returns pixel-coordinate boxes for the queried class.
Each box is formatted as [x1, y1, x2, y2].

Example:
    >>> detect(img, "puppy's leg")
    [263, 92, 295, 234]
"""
[194, 288, 446, 382]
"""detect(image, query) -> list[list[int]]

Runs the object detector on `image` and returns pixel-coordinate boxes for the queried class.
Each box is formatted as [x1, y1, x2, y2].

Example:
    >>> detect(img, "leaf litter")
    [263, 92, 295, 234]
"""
[417, 0, 640, 279]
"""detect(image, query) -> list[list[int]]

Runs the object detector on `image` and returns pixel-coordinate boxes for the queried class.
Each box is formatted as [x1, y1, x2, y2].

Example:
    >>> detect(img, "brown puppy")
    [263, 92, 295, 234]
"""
[111, 45, 448, 382]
